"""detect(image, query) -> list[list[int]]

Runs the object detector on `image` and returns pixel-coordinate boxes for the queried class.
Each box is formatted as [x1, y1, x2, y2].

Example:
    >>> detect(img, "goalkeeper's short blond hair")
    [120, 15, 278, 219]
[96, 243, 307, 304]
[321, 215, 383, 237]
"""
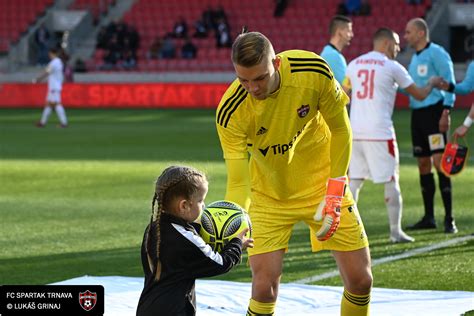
[231, 32, 275, 67]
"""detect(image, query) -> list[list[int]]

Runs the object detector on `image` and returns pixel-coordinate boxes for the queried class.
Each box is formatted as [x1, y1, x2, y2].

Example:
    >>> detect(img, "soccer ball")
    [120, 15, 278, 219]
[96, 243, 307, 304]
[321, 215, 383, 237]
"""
[199, 200, 252, 252]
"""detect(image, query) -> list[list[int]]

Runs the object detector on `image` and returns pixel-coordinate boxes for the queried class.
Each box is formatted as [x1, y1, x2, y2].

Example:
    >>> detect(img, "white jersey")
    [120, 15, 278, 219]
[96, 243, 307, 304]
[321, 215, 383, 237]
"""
[346, 51, 413, 140]
[47, 57, 63, 91]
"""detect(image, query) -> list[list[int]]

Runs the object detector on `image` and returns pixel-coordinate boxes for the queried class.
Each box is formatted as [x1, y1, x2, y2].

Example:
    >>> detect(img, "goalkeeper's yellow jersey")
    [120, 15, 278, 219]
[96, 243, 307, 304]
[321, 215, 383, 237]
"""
[216, 50, 354, 209]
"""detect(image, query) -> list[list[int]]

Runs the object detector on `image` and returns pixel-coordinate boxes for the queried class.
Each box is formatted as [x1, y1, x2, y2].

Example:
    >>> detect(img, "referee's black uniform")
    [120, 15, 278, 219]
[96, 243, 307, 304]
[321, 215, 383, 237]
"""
[136, 213, 243, 316]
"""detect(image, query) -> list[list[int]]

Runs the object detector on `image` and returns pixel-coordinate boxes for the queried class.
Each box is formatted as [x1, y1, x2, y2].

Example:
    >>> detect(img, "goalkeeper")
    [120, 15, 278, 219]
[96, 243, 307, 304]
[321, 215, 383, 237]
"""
[216, 31, 372, 316]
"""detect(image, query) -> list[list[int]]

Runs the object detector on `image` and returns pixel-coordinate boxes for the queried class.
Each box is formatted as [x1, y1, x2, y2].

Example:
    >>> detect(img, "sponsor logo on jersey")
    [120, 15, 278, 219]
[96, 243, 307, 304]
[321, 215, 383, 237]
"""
[258, 124, 307, 156]
[259, 147, 270, 156]
[256, 126, 268, 135]
[297, 104, 310, 118]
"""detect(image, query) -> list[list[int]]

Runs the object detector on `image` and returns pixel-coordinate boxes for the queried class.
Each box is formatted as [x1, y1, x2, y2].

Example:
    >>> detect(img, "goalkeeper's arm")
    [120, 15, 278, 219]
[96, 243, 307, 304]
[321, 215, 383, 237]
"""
[325, 107, 352, 178]
[314, 108, 351, 241]
[224, 158, 251, 211]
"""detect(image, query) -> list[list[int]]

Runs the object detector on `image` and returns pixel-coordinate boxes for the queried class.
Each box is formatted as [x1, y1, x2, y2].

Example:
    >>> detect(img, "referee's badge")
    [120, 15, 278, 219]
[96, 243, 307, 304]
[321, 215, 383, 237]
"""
[297, 104, 310, 118]
[417, 64, 428, 77]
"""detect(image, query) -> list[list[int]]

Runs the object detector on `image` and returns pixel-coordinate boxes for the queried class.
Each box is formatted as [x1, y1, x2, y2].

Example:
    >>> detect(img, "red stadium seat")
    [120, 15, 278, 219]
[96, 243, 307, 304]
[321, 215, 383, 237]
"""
[84, 0, 431, 72]
[0, 0, 53, 52]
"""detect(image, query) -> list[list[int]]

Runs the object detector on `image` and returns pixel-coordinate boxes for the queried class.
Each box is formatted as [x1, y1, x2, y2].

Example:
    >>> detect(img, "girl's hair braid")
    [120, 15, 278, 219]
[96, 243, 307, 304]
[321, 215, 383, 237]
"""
[145, 165, 207, 281]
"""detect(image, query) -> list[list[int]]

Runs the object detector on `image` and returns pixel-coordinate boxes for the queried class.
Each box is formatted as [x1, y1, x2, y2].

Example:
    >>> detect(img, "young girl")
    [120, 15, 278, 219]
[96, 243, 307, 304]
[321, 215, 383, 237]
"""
[136, 165, 253, 316]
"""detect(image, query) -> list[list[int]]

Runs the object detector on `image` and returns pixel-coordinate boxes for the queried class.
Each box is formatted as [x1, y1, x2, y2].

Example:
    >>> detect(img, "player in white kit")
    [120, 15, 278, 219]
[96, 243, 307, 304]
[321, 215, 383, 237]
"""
[343, 28, 440, 243]
[33, 47, 68, 128]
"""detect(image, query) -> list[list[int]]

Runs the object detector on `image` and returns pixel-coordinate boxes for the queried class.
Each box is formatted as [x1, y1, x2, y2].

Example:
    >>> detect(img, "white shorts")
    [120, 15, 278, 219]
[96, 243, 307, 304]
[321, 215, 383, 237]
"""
[46, 89, 62, 104]
[349, 139, 399, 183]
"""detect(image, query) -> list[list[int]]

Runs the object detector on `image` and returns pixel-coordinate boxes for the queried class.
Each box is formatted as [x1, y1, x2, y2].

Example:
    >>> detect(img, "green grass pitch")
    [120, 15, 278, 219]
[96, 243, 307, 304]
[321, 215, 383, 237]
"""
[0, 108, 473, 292]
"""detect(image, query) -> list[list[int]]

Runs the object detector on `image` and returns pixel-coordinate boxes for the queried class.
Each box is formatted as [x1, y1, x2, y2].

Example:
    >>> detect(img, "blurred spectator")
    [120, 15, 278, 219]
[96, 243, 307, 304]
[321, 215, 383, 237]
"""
[159, 34, 176, 59]
[181, 38, 197, 59]
[115, 21, 128, 49]
[105, 20, 118, 38]
[193, 19, 208, 38]
[214, 6, 228, 25]
[337, 0, 361, 15]
[345, 0, 361, 14]
[148, 36, 163, 59]
[173, 17, 188, 38]
[74, 59, 87, 73]
[125, 25, 140, 53]
[216, 18, 232, 48]
[202, 5, 215, 30]
[101, 35, 121, 70]
[122, 37, 138, 69]
[96, 19, 141, 70]
[121, 49, 137, 70]
[96, 26, 108, 49]
[338, 0, 370, 16]
[274, 0, 289, 17]
[407, 0, 423, 4]
[201, 5, 228, 32]
[35, 24, 50, 65]
[359, 0, 371, 15]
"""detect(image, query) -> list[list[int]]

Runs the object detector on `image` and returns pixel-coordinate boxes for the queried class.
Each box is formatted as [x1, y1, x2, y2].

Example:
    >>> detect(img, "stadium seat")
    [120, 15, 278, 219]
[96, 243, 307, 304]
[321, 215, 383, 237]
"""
[0, 0, 53, 52]
[83, 0, 431, 72]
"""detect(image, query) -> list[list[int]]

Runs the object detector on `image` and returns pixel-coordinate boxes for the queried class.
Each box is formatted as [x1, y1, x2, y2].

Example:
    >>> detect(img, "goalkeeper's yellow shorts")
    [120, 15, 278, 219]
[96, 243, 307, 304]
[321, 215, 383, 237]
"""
[247, 203, 369, 257]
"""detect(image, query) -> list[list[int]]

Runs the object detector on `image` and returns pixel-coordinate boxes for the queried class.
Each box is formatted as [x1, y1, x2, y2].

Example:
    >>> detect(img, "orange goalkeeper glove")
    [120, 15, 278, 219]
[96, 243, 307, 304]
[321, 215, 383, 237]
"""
[314, 176, 347, 241]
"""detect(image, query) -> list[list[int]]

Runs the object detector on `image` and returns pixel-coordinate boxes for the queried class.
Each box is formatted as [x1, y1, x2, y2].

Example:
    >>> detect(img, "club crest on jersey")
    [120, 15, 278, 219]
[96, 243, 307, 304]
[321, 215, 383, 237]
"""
[417, 64, 428, 77]
[256, 126, 268, 135]
[297, 104, 310, 118]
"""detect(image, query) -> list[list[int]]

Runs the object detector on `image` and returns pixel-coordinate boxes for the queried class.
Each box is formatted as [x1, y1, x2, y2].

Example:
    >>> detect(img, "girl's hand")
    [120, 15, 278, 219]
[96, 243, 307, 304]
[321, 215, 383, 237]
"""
[237, 228, 254, 250]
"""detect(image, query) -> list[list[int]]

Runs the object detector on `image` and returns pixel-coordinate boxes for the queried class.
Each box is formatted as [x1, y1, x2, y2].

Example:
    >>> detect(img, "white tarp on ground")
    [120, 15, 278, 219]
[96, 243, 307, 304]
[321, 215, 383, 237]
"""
[53, 276, 474, 316]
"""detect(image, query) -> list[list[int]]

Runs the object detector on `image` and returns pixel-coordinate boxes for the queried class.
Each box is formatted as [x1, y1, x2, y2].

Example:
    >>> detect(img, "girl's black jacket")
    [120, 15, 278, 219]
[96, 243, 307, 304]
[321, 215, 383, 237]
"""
[136, 213, 243, 316]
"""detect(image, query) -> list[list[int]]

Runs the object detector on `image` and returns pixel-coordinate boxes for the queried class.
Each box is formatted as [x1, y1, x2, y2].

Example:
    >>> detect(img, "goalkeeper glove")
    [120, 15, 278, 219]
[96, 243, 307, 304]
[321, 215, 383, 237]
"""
[314, 176, 347, 241]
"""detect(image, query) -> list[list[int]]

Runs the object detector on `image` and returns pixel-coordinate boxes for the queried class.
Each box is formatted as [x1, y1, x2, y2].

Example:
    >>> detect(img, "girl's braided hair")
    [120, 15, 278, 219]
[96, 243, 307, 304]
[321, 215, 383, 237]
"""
[144, 165, 207, 281]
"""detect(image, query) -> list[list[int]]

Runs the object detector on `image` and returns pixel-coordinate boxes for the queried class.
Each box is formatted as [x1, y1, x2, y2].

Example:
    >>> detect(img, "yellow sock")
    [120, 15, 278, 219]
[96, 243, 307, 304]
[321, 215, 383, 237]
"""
[246, 298, 275, 316]
[341, 289, 370, 316]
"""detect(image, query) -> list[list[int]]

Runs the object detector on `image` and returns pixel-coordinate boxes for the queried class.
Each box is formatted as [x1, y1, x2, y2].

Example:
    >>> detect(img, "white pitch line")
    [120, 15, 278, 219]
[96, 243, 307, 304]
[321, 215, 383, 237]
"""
[294, 234, 474, 284]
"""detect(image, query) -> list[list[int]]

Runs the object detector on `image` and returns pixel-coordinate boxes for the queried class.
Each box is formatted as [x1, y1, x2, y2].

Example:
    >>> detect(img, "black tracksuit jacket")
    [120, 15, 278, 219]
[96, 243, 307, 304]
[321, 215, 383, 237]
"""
[136, 213, 243, 316]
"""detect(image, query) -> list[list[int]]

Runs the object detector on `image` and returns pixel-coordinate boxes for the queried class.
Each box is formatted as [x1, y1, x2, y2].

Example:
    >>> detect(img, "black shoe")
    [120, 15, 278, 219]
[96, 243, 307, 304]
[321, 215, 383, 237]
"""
[444, 218, 458, 234]
[407, 216, 437, 230]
